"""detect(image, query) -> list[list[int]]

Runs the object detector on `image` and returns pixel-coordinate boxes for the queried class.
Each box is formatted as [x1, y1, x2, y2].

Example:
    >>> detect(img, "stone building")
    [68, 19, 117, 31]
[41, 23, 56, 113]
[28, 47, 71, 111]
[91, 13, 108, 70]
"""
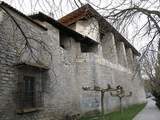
[0, 2, 146, 120]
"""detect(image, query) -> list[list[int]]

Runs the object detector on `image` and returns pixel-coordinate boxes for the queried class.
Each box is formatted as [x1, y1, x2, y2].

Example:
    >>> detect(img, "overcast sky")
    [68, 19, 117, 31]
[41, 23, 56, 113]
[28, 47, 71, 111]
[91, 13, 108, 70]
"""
[1, 0, 156, 51]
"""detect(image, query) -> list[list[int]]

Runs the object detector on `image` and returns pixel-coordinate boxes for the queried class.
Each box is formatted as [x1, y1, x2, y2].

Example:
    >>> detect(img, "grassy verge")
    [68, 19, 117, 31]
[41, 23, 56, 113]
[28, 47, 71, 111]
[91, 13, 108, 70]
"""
[80, 103, 146, 120]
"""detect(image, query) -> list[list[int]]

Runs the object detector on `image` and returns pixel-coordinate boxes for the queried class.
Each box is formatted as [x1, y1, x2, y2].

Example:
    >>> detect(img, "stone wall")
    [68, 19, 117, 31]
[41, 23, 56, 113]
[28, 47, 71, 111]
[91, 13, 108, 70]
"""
[0, 7, 80, 120]
[100, 32, 118, 64]
[71, 18, 100, 42]
[0, 5, 146, 120]
[76, 53, 146, 112]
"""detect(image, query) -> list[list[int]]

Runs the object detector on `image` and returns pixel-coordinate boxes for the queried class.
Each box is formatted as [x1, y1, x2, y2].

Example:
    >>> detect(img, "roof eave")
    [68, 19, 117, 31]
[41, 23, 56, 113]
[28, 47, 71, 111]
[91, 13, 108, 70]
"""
[29, 12, 99, 45]
[58, 4, 140, 56]
[14, 62, 49, 70]
[0, 2, 47, 31]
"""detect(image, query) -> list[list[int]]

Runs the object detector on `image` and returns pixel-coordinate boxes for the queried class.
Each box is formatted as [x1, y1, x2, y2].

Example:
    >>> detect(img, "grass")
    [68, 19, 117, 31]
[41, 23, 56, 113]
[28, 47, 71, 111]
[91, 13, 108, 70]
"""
[80, 103, 146, 120]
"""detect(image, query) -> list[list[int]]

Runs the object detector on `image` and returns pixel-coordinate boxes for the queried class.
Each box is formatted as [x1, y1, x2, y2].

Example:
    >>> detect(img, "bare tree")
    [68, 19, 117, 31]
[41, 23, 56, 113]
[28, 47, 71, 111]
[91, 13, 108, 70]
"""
[2, 0, 160, 117]
[110, 86, 132, 113]
[0, 3, 52, 65]
[3, 0, 160, 98]
[82, 84, 122, 119]
[6, 0, 160, 70]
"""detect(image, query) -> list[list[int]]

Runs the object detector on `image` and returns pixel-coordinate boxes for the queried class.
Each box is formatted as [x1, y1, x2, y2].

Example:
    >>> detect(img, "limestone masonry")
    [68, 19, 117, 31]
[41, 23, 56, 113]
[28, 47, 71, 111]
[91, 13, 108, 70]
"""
[0, 2, 146, 120]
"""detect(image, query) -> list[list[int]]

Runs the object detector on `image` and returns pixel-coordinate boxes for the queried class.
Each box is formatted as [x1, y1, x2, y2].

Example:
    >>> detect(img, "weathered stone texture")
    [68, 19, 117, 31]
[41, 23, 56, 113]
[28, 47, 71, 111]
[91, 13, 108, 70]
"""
[126, 48, 134, 70]
[0, 5, 146, 120]
[75, 18, 100, 42]
[101, 32, 118, 64]
[116, 41, 128, 67]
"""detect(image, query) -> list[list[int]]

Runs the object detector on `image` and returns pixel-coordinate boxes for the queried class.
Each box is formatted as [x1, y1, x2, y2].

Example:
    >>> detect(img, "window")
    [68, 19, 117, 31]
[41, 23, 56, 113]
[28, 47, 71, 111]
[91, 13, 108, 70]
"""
[60, 33, 71, 50]
[80, 42, 98, 53]
[15, 63, 47, 113]
[23, 76, 35, 109]
[17, 74, 43, 113]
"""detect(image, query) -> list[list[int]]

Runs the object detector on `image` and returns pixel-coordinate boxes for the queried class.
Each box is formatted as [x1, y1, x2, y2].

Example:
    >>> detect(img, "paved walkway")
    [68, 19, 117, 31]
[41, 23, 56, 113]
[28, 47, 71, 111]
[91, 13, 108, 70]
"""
[133, 98, 160, 120]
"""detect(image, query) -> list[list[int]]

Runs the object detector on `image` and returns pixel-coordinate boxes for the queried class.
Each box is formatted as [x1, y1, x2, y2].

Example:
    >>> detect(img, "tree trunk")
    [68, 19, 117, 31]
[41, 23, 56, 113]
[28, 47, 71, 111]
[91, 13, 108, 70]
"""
[101, 91, 105, 115]
[120, 97, 123, 113]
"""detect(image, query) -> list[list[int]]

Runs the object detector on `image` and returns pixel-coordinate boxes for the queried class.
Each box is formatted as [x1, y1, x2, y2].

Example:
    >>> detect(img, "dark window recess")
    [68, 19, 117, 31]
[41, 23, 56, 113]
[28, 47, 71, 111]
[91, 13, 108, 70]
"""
[100, 32, 105, 40]
[23, 76, 35, 109]
[17, 75, 43, 113]
[81, 42, 98, 53]
[60, 34, 71, 50]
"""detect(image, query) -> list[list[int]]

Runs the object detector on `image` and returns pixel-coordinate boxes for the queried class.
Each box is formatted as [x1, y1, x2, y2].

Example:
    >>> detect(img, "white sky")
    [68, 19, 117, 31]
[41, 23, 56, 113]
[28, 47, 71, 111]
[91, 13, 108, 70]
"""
[1, 0, 157, 51]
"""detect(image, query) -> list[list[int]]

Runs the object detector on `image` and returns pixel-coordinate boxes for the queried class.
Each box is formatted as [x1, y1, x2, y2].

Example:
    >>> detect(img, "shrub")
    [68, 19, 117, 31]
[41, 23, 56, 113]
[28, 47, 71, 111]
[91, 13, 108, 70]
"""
[152, 90, 160, 109]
